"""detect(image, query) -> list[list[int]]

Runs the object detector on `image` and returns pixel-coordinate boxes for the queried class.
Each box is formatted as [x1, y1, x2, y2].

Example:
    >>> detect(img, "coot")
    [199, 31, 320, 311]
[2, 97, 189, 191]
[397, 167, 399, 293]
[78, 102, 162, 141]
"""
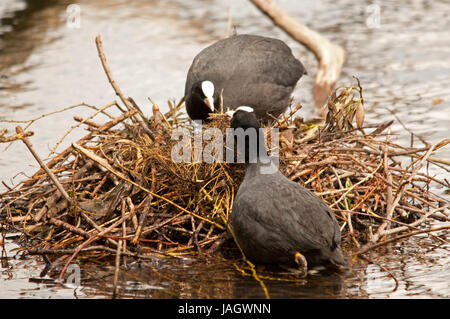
[229, 107, 346, 272]
[185, 34, 306, 122]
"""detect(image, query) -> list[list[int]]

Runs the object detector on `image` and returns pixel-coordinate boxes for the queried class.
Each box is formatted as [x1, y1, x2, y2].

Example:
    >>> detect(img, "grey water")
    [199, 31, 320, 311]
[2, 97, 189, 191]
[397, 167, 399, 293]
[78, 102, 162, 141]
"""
[0, 0, 449, 298]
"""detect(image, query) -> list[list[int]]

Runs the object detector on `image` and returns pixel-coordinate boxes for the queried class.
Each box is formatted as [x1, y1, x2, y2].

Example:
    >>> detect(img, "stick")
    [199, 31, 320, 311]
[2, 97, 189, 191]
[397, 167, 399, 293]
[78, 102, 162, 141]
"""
[274, 102, 303, 128]
[380, 206, 448, 238]
[57, 203, 139, 283]
[95, 35, 132, 113]
[73, 116, 101, 128]
[112, 237, 123, 298]
[79, 211, 119, 248]
[132, 187, 153, 244]
[15, 126, 73, 206]
[225, 7, 233, 38]
[0, 131, 34, 143]
[49, 101, 117, 156]
[25, 245, 175, 260]
[371, 137, 394, 241]
[22, 109, 137, 187]
[95, 35, 152, 136]
[329, 161, 383, 209]
[132, 205, 149, 243]
[48, 217, 92, 239]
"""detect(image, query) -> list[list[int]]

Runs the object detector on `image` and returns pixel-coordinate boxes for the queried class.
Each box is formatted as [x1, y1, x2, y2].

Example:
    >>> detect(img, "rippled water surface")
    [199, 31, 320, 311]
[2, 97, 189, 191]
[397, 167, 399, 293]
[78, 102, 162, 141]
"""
[0, 0, 449, 298]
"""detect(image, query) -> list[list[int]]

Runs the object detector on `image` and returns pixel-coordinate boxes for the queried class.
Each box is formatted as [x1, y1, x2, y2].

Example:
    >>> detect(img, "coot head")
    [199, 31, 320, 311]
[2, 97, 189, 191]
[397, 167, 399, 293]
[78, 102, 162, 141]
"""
[186, 80, 215, 121]
[230, 106, 259, 131]
[229, 106, 269, 164]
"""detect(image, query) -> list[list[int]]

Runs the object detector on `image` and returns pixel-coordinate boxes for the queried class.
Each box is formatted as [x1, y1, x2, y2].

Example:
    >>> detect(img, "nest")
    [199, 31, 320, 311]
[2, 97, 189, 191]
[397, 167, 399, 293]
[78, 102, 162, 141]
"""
[1, 36, 449, 286]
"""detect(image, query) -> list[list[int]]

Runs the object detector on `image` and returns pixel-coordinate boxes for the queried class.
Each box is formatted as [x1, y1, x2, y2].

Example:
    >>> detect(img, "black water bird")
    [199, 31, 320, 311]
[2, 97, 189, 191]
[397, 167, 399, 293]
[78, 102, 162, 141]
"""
[185, 34, 306, 122]
[229, 107, 346, 274]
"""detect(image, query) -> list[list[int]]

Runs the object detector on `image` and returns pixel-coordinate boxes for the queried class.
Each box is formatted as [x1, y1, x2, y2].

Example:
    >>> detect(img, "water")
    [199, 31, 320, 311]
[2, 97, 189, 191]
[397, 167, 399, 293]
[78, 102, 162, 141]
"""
[0, 0, 449, 298]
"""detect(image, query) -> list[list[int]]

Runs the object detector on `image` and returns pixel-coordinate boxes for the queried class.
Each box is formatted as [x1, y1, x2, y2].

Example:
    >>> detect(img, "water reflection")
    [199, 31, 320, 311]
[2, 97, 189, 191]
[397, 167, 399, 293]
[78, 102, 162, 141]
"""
[1, 231, 449, 298]
[58, 255, 345, 298]
[0, 1, 64, 71]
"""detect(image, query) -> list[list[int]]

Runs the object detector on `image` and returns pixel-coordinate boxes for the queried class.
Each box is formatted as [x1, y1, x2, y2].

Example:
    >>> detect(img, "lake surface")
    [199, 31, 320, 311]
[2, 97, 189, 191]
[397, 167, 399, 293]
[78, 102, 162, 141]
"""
[0, 0, 449, 298]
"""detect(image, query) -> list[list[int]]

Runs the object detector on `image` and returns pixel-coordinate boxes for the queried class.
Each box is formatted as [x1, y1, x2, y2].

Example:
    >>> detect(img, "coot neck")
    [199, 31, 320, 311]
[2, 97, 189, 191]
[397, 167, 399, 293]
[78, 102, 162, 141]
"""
[244, 129, 278, 177]
[242, 127, 269, 163]
[245, 158, 279, 179]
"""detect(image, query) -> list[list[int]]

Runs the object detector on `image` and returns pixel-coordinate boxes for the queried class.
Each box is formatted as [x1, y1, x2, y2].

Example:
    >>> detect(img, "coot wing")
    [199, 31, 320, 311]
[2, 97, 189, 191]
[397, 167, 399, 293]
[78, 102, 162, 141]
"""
[232, 171, 341, 264]
[221, 36, 304, 116]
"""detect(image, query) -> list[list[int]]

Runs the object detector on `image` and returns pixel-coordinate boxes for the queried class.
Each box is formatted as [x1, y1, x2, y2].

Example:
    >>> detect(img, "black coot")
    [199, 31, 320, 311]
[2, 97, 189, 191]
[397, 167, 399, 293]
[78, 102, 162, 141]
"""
[185, 34, 306, 122]
[229, 107, 346, 272]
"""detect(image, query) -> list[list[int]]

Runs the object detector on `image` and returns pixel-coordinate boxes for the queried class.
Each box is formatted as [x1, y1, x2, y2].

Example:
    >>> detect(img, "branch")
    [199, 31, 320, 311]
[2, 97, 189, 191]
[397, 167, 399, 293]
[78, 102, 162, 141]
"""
[95, 35, 153, 138]
[15, 126, 73, 206]
[0, 130, 34, 143]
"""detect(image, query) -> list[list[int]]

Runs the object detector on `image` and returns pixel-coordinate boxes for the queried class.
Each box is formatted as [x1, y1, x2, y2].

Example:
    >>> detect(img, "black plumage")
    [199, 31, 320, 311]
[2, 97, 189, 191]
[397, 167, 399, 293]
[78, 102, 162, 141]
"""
[185, 34, 306, 121]
[230, 109, 346, 269]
